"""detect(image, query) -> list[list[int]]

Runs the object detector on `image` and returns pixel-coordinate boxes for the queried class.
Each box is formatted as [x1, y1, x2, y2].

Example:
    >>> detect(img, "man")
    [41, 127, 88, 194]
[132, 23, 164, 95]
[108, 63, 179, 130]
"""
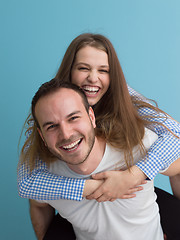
[28, 79, 180, 240]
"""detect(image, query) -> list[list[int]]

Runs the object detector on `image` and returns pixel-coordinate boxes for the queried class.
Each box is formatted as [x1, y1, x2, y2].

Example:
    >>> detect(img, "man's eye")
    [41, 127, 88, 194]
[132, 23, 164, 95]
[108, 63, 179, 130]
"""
[70, 116, 79, 121]
[47, 125, 56, 130]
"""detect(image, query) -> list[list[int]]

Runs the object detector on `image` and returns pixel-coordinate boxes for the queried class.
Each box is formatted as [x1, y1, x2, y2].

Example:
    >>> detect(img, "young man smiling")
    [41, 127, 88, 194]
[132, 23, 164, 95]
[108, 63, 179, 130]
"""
[27, 79, 180, 240]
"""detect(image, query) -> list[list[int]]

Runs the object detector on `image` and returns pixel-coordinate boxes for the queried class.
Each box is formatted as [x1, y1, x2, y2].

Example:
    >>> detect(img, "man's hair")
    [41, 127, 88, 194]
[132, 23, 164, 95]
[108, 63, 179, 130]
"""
[31, 78, 90, 128]
[20, 79, 90, 170]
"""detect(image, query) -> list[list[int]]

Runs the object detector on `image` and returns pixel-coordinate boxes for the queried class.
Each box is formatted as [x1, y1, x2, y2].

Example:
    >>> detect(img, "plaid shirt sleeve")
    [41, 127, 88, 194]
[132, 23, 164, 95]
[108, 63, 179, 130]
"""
[129, 86, 180, 180]
[17, 157, 85, 201]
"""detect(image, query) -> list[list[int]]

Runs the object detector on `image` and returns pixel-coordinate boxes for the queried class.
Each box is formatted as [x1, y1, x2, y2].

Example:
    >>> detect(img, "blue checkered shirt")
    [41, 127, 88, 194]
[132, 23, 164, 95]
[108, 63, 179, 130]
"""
[17, 86, 180, 201]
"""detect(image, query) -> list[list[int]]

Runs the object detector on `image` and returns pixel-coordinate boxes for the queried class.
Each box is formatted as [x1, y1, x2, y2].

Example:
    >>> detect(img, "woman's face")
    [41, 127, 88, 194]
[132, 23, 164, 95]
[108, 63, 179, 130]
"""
[71, 46, 110, 106]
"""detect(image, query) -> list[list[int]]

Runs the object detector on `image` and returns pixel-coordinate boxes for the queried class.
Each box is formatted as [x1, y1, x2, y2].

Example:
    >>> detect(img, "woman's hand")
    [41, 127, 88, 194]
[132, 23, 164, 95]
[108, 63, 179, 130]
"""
[86, 166, 147, 202]
[83, 179, 104, 197]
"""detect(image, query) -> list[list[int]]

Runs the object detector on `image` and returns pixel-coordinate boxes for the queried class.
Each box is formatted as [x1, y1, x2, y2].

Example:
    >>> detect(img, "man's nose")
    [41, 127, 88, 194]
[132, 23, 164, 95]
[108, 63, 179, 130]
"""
[59, 123, 72, 140]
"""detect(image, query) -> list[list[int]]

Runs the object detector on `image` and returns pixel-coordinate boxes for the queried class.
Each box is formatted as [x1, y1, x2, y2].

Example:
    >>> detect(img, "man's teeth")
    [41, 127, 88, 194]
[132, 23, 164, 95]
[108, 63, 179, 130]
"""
[62, 139, 81, 150]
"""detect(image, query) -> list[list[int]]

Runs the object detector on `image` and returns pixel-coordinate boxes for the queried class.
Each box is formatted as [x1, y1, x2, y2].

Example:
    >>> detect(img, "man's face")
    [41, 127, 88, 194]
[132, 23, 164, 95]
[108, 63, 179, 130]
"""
[35, 88, 96, 165]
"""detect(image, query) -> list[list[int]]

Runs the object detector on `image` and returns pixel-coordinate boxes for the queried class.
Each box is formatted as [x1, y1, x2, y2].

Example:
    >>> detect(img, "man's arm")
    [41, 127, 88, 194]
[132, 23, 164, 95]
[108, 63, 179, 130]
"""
[161, 157, 180, 177]
[161, 157, 180, 200]
[170, 175, 180, 199]
[29, 199, 55, 240]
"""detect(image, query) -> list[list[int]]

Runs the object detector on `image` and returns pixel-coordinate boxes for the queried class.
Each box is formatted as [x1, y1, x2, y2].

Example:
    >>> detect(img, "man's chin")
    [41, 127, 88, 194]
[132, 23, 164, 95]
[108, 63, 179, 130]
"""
[64, 159, 85, 166]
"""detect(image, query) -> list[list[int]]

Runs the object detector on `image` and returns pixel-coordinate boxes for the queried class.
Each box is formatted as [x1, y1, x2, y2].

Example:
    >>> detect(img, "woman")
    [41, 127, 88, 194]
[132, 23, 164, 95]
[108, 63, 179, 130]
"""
[19, 33, 180, 239]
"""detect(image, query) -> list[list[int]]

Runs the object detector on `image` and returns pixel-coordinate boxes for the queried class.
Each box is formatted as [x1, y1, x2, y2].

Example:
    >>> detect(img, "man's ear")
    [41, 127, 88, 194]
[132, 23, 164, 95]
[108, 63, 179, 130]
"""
[89, 107, 96, 128]
[37, 128, 47, 146]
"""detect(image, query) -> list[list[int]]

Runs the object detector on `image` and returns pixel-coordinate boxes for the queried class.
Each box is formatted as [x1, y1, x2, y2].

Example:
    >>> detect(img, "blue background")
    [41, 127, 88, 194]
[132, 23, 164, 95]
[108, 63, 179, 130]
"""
[1, 0, 180, 239]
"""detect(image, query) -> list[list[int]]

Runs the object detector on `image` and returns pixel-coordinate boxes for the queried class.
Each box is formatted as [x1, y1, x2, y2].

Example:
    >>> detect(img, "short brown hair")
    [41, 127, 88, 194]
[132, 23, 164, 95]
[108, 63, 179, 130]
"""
[31, 78, 90, 128]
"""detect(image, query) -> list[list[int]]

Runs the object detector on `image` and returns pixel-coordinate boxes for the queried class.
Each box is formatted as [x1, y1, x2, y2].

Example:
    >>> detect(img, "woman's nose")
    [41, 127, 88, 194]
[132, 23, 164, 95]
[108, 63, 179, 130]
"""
[87, 70, 99, 83]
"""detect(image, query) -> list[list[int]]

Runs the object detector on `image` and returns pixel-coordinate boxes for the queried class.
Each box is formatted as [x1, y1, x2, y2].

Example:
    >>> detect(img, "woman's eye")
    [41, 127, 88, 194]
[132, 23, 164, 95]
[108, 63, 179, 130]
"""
[78, 67, 89, 71]
[99, 69, 109, 73]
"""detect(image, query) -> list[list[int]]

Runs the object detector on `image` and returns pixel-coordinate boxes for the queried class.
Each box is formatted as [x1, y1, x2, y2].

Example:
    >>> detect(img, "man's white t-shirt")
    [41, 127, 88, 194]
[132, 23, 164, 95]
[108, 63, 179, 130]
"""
[42, 128, 164, 240]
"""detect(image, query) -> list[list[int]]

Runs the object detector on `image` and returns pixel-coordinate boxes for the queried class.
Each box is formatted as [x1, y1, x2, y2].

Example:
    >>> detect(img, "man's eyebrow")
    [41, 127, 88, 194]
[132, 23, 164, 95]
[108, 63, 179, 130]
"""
[66, 111, 81, 118]
[42, 111, 81, 128]
[42, 121, 56, 128]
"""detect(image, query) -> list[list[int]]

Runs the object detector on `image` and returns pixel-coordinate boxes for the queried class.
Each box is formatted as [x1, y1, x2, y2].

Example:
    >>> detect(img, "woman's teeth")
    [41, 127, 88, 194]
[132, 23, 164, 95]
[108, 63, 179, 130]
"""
[83, 86, 99, 94]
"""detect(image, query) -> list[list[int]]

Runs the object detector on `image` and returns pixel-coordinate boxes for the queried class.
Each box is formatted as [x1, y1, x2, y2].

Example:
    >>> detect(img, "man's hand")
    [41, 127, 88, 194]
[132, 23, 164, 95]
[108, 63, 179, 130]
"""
[86, 166, 147, 202]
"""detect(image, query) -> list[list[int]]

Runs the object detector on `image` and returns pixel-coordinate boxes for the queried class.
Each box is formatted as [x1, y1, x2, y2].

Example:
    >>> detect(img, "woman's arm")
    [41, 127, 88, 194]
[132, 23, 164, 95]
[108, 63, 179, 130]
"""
[17, 156, 105, 200]
[86, 87, 180, 201]
[17, 159, 85, 201]
[18, 86, 179, 202]
[86, 166, 147, 202]
[129, 86, 180, 180]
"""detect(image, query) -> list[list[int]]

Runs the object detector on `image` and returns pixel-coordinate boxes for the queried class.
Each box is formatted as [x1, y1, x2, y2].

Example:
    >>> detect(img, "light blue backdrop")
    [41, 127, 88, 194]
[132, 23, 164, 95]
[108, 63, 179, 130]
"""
[1, 0, 179, 239]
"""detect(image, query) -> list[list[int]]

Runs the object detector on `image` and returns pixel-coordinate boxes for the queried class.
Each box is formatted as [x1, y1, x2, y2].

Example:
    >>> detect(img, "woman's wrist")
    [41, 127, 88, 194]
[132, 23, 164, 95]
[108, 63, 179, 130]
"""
[83, 179, 104, 197]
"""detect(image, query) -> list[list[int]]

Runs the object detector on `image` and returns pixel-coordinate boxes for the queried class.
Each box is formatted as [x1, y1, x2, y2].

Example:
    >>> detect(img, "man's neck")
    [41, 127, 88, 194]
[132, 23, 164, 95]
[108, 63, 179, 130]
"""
[67, 137, 106, 175]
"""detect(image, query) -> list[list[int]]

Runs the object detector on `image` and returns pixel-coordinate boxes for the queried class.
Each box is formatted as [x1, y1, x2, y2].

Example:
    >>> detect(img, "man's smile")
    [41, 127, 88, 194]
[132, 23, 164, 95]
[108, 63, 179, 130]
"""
[59, 138, 83, 152]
